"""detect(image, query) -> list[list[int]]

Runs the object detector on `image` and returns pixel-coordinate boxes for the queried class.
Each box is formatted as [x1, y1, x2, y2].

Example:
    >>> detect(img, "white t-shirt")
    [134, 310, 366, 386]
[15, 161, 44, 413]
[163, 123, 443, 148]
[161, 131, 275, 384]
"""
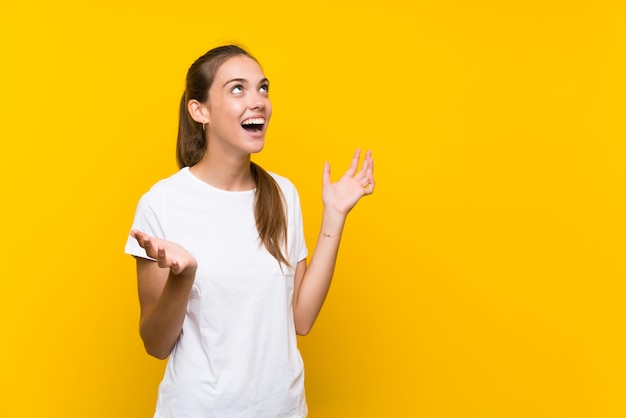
[125, 167, 309, 418]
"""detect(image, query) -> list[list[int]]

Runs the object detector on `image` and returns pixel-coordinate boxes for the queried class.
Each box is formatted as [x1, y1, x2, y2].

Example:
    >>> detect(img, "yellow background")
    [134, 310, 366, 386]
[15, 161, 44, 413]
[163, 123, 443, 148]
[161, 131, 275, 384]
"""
[1, 1, 625, 417]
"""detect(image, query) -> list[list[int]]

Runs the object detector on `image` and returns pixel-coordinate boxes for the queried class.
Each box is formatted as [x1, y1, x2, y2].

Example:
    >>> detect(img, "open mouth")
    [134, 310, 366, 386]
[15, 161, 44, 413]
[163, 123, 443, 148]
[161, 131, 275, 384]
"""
[241, 117, 265, 134]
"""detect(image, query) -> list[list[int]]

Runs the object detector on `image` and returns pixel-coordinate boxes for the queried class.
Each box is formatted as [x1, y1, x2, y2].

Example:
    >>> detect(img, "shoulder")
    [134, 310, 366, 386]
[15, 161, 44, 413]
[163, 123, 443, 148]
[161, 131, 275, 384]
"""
[268, 172, 299, 197]
[137, 168, 192, 206]
[148, 167, 192, 191]
[144, 167, 195, 195]
[267, 171, 304, 218]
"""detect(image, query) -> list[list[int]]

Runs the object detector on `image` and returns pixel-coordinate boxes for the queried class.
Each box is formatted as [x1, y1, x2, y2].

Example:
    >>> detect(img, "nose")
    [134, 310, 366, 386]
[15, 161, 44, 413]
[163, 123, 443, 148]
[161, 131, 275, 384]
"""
[249, 90, 267, 110]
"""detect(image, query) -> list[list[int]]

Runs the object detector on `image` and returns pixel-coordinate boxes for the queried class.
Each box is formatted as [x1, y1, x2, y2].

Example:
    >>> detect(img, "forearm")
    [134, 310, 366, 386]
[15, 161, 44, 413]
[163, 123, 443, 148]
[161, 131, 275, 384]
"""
[293, 208, 346, 335]
[140, 269, 196, 359]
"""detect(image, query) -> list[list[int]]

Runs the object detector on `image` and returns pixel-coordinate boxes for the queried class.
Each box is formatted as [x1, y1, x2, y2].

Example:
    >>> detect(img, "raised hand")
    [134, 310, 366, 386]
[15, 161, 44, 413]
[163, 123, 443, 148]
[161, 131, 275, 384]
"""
[130, 230, 197, 276]
[322, 149, 375, 216]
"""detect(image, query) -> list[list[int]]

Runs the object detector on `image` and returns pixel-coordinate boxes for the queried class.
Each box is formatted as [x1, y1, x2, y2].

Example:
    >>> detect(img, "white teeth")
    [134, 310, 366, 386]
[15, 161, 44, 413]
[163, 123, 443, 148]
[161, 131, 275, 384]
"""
[241, 118, 265, 125]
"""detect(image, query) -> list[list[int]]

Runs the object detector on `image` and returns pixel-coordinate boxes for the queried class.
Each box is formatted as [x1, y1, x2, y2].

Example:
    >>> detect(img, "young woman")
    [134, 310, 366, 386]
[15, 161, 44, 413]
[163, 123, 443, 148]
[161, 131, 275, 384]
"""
[125, 45, 375, 418]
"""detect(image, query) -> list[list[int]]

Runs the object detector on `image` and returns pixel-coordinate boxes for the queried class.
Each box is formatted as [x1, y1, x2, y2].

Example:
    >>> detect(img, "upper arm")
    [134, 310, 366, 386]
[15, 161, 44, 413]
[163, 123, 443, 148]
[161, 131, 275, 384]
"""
[136, 256, 169, 322]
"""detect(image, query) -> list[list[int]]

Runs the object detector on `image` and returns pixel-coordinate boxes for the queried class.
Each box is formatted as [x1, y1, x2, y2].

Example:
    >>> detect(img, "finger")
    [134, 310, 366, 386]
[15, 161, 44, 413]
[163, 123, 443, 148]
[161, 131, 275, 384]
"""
[157, 245, 166, 260]
[146, 239, 164, 260]
[355, 159, 373, 187]
[362, 150, 373, 169]
[360, 167, 371, 187]
[171, 259, 181, 275]
[361, 152, 374, 185]
[344, 148, 361, 177]
[365, 156, 374, 181]
[322, 161, 331, 187]
[358, 156, 371, 177]
[131, 229, 143, 243]
[369, 155, 375, 182]
[365, 175, 376, 194]
[156, 245, 170, 268]
[141, 236, 153, 251]
[364, 151, 373, 171]
[132, 230, 152, 249]
[354, 149, 373, 181]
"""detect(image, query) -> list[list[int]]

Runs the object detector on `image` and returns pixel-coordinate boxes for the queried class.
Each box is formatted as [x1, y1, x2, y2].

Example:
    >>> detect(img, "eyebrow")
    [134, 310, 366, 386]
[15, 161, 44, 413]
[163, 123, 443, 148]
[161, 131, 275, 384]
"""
[223, 78, 270, 87]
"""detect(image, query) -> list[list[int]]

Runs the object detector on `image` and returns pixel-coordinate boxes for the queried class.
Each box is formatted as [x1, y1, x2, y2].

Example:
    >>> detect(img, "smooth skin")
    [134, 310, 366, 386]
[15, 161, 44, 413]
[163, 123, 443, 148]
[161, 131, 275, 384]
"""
[131, 55, 375, 359]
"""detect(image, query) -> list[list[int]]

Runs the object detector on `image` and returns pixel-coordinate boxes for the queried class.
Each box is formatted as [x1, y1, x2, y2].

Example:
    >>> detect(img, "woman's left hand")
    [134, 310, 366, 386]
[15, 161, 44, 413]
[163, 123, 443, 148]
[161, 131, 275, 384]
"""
[322, 149, 375, 216]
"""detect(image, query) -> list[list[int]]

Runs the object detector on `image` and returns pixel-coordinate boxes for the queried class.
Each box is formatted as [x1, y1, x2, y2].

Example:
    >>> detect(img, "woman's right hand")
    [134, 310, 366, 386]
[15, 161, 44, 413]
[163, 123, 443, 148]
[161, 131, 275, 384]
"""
[130, 229, 197, 276]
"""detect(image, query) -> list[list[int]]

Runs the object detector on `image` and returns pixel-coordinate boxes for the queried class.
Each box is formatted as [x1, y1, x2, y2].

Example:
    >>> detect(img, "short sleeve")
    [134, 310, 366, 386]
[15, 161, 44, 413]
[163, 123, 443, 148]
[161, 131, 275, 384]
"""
[273, 174, 308, 266]
[291, 187, 308, 264]
[124, 188, 166, 260]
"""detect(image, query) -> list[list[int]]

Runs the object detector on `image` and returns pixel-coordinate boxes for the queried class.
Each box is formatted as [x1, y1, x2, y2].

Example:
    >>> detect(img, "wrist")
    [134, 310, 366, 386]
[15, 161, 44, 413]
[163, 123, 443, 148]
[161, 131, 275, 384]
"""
[322, 205, 347, 222]
[320, 209, 346, 237]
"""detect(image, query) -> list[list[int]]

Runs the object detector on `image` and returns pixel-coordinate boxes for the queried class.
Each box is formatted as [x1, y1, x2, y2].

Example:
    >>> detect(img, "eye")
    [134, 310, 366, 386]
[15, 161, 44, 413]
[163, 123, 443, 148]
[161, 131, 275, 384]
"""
[231, 84, 244, 94]
[259, 84, 269, 94]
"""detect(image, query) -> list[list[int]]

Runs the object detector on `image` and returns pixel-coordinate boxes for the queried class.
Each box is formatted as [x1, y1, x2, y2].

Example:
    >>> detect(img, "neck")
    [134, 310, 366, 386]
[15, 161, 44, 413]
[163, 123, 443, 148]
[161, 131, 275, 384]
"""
[190, 152, 254, 191]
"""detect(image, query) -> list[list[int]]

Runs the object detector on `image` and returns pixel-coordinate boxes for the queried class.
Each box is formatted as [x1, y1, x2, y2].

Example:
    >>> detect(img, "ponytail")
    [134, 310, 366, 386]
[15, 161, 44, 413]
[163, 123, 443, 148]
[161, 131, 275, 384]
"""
[177, 92, 205, 168]
[251, 161, 290, 268]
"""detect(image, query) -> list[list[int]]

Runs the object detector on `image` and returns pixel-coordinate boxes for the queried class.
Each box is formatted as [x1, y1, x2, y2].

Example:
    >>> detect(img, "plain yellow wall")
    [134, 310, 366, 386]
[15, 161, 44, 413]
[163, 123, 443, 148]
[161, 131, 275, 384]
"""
[1, 1, 625, 417]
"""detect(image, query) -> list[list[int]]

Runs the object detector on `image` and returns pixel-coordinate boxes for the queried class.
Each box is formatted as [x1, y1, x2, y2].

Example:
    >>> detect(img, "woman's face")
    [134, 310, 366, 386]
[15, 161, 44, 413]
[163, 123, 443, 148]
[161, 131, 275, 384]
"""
[204, 55, 272, 156]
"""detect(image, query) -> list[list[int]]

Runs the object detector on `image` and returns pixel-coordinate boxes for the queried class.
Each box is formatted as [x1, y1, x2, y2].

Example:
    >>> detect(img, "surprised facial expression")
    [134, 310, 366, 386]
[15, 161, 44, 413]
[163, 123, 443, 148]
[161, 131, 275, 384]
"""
[203, 55, 272, 156]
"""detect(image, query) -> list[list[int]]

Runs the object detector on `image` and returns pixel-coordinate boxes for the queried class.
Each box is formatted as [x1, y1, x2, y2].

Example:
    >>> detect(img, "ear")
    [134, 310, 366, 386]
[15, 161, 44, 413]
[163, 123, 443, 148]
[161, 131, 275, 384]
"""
[187, 99, 210, 125]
